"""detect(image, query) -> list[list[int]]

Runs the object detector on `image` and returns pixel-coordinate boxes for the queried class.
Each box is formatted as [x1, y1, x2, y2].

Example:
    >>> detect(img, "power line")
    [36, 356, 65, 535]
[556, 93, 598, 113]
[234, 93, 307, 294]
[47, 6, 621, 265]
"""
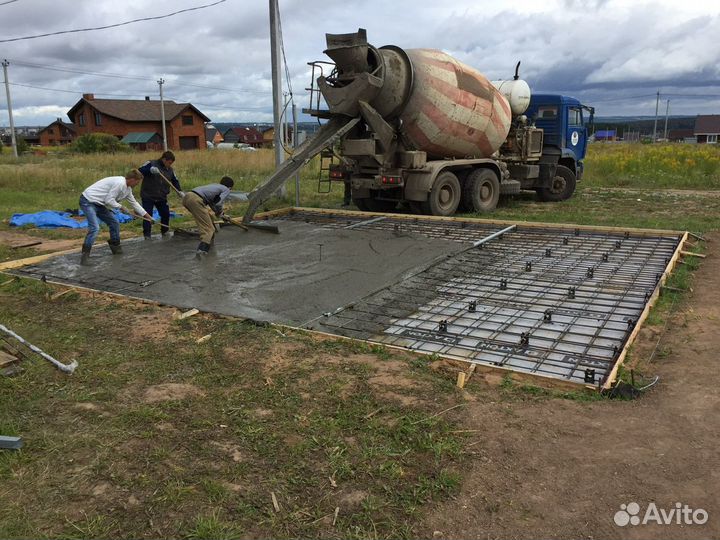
[10, 60, 148, 81]
[0, 0, 19, 6]
[8, 59, 269, 95]
[9, 81, 155, 97]
[0, 0, 226, 43]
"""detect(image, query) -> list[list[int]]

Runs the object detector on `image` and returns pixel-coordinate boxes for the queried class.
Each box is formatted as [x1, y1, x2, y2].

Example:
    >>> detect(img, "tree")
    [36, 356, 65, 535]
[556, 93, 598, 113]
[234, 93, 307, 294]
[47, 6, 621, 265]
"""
[70, 133, 131, 154]
[16, 136, 29, 154]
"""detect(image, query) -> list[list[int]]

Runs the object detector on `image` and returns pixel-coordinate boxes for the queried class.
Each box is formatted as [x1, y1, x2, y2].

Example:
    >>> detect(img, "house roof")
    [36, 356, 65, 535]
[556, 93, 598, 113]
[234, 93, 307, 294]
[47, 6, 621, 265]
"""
[205, 127, 220, 141]
[668, 128, 695, 139]
[39, 120, 76, 134]
[68, 98, 210, 123]
[694, 115, 720, 135]
[121, 132, 161, 144]
[226, 126, 263, 142]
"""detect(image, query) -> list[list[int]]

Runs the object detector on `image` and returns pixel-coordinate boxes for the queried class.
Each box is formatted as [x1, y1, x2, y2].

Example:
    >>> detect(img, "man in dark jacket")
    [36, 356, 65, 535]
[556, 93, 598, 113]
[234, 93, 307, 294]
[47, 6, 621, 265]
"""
[138, 150, 183, 239]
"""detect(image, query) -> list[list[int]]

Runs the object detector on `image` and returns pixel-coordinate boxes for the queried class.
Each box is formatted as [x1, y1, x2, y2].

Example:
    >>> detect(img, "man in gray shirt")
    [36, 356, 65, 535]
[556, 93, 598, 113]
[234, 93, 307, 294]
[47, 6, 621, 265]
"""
[182, 176, 234, 258]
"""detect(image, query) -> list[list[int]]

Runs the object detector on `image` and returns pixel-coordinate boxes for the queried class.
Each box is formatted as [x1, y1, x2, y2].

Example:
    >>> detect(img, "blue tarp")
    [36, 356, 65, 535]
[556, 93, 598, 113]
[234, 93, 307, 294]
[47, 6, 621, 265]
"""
[10, 209, 179, 229]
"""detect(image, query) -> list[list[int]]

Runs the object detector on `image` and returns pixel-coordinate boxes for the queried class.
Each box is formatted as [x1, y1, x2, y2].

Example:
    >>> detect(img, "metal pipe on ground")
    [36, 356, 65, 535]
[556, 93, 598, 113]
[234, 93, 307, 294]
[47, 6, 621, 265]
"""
[0, 324, 78, 374]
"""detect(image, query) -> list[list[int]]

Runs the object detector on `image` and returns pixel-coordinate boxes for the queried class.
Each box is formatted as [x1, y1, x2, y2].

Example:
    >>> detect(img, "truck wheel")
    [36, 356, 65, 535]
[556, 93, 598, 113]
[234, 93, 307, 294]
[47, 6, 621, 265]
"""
[423, 171, 461, 216]
[537, 165, 576, 202]
[461, 168, 500, 212]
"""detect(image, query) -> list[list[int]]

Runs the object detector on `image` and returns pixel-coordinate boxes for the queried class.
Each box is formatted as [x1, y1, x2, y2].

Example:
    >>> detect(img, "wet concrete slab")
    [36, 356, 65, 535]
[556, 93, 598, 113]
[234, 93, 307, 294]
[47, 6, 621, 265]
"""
[13, 219, 465, 325]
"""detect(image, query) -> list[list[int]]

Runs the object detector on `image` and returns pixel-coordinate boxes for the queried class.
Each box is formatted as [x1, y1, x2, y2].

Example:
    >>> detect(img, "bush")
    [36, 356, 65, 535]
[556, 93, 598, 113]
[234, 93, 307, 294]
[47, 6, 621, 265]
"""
[16, 136, 29, 154]
[70, 133, 131, 154]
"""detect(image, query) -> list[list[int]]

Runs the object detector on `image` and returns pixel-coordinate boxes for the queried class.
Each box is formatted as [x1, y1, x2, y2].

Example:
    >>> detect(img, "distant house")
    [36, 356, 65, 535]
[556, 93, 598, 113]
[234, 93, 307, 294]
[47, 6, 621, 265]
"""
[694, 115, 720, 144]
[38, 118, 76, 146]
[121, 132, 163, 152]
[261, 125, 293, 148]
[67, 94, 211, 151]
[668, 128, 695, 143]
[222, 126, 264, 147]
[205, 126, 223, 147]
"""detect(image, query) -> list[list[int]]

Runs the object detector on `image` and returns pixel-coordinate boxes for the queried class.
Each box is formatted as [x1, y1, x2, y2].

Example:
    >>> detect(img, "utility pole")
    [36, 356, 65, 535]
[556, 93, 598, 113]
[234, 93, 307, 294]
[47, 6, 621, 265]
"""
[663, 99, 670, 141]
[2, 59, 18, 158]
[292, 101, 299, 206]
[652, 90, 660, 142]
[269, 0, 286, 197]
[158, 78, 167, 152]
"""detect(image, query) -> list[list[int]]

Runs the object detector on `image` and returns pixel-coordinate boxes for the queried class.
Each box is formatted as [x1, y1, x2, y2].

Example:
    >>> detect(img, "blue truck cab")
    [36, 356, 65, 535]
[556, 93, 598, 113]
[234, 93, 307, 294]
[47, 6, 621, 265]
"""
[524, 94, 594, 201]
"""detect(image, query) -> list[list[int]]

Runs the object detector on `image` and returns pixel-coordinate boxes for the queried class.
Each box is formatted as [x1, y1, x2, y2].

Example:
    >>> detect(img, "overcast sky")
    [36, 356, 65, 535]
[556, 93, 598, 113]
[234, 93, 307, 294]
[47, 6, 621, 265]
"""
[1, 0, 719, 127]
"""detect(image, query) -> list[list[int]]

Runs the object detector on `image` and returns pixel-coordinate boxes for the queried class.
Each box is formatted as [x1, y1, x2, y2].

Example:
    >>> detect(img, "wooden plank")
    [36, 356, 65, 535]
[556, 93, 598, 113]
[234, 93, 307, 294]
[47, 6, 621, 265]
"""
[0, 351, 19, 368]
[195, 334, 212, 344]
[11, 240, 42, 249]
[602, 231, 689, 390]
[175, 308, 200, 320]
[0, 277, 16, 287]
[680, 250, 706, 258]
[0, 435, 23, 450]
[290, 206, 685, 237]
[50, 288, 74, 301]
[0, 247, 81, 271]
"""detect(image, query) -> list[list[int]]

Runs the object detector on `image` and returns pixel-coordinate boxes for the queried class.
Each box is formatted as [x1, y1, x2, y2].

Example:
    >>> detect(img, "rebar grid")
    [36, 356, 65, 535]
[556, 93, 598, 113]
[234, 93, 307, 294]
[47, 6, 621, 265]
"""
[295, 211, 681, 385]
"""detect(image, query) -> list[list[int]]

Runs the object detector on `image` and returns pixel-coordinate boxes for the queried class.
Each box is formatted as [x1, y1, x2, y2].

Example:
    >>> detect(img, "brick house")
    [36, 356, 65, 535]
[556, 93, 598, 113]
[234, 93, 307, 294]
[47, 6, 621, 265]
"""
[67, 94, 210, 150]
[38, 118, 76, 146]
[222, 126, 264, 147]
[694, 115, 720, 144]
[205, 126, 223, 147]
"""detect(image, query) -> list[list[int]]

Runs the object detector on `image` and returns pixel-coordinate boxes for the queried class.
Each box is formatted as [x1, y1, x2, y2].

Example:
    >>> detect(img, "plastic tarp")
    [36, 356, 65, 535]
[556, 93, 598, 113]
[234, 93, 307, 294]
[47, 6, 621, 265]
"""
[10, 209, 178, 229]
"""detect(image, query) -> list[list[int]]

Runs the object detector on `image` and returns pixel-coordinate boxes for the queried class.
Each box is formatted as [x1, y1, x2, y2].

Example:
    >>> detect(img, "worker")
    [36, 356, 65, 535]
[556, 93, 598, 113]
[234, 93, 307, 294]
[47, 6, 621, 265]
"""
[79, 169, 153, 265]
[182, 176, 234, 258]
[138, 150, 183, 239]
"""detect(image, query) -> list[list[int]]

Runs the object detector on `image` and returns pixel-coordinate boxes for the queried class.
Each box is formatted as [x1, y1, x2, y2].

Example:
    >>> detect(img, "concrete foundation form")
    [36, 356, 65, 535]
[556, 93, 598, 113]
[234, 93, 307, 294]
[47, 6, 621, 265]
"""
[5, 208, 685, 388]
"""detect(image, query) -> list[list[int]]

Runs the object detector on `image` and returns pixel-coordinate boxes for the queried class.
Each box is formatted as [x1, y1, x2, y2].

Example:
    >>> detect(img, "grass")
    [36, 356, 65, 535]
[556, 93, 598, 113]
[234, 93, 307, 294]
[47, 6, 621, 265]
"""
[0, 142, 713, 538]
[0, 280, 470, 539]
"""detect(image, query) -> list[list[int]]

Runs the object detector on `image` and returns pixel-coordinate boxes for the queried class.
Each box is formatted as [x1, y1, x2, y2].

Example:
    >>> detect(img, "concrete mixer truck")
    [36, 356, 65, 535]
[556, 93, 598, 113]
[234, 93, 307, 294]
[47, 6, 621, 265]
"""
[243, 29, 594, 222]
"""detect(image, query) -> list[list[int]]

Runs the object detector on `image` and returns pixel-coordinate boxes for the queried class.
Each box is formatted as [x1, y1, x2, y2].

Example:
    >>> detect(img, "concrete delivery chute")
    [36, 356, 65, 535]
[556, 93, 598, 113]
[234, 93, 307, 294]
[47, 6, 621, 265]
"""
[243, 28, 594, 223]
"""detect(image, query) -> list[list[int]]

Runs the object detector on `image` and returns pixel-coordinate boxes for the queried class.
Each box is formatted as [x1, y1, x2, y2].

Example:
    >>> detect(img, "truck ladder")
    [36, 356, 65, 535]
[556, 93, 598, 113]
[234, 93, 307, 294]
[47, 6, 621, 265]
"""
[243, 116, 360, 223]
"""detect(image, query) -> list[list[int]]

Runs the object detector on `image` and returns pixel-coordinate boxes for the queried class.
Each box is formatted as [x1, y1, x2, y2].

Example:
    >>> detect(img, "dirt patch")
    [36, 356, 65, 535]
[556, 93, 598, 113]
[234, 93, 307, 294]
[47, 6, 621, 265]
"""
[142, 383, 205, 403]
[211, 441, 245, 463]
[0, 230, 79, 252]
[419, 233, 720, 540]
[130, 310, 173, 343]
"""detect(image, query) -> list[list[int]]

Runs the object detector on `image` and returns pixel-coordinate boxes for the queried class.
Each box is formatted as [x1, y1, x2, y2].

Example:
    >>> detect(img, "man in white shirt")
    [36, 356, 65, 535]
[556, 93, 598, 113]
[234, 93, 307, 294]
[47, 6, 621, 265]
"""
[79, 169, 153, 265]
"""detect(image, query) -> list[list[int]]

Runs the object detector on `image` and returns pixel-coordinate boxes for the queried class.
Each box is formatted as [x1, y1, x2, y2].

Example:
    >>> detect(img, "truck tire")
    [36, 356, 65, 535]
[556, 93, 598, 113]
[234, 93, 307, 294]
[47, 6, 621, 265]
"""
[423, 171, 461, 216]
[536, 165, 576, 202]
[461, 168, 500, 212]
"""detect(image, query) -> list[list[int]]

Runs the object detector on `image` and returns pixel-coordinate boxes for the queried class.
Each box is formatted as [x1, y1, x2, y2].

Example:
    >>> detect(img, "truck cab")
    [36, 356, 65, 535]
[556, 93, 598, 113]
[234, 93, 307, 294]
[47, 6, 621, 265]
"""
[525, 94, 594, 184]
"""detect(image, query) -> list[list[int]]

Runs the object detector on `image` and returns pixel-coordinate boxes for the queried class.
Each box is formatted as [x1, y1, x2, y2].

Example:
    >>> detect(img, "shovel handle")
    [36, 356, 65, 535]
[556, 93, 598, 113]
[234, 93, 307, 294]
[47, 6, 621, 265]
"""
[156, 170, 184, 198]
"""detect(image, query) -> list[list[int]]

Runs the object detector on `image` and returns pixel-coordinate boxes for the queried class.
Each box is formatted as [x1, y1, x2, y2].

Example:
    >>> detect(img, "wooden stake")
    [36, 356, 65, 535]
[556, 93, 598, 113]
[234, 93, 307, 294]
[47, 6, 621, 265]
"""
[175, 308, 199, 320]
[332, 507, 340, 527]
[680, 250, 706, 258]
[195, 334, 212, 344]
[271, 491, 280, 512]
[50, 288, 74, 301]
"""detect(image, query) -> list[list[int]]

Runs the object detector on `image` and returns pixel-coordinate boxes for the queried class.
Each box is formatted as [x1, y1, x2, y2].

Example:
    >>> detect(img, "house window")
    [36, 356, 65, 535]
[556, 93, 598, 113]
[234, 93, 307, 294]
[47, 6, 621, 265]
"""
[182, 115, 194, 126]
[78, 113, 85, 127]
[47, 128, 54, 135]
[708, 134, 718, 144]
[94, 112, 102, 126]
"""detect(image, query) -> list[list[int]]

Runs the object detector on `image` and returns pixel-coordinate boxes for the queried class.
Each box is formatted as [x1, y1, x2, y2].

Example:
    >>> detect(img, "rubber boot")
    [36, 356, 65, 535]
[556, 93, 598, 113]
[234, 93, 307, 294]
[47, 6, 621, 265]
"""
[80, 245, 91, 266]
[107, 239, 123, 255]
[195, 241, 211, 259]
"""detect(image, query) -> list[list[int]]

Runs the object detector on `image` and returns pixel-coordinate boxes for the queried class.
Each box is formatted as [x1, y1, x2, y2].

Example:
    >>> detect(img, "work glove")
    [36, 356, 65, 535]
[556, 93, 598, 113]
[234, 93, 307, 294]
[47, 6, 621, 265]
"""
[178, 191, 186, 198]
[150, 166, 160, 175]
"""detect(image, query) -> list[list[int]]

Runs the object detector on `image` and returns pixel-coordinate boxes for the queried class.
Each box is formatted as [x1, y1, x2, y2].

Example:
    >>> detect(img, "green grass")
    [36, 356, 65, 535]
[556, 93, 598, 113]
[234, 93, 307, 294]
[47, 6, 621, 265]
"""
[0, 280, 469, 539]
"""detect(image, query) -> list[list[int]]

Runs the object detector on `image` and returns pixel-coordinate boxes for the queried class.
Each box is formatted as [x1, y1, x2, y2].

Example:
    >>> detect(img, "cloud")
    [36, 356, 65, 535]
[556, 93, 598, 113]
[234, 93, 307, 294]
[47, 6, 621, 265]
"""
[1, 0, 719, 126]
